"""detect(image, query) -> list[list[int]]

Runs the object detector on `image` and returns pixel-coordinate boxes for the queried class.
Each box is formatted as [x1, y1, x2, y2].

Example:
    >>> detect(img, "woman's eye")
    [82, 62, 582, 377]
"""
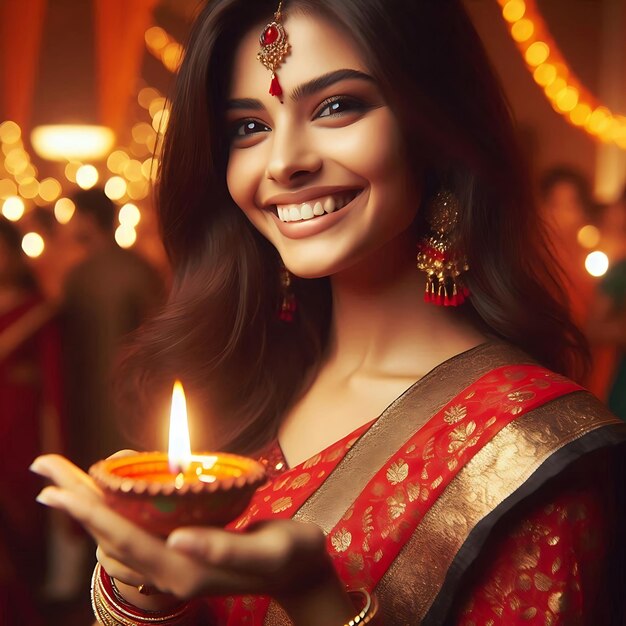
[233, 120, 271, 137]
[316, 97, 366, 119]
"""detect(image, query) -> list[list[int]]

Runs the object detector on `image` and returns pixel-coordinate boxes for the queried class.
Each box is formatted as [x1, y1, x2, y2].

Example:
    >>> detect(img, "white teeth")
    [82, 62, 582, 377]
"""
[301, 203, 314, 219]
[275, 191, 358, 222]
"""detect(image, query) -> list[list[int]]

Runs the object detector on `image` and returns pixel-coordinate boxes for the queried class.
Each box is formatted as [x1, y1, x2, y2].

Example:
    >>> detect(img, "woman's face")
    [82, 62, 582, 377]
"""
[226, 11, 421, 278]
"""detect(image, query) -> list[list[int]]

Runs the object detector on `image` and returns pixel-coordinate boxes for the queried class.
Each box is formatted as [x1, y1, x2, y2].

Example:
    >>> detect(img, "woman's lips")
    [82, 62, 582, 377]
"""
[271, 189, 365, 240]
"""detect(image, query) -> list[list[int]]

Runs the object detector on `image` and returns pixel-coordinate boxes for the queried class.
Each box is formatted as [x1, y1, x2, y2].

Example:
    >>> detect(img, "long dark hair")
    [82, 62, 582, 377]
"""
[119, 0, 587, 453]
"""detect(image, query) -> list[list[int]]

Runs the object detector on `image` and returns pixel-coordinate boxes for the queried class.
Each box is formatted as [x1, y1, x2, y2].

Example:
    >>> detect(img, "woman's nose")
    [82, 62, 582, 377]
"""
[265, 126, 322, 185]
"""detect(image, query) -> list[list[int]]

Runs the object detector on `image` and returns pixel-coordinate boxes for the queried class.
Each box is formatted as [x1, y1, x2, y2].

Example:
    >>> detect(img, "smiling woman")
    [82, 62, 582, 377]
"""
[226, 20, 417, 279]
[30, 0, 625, 625]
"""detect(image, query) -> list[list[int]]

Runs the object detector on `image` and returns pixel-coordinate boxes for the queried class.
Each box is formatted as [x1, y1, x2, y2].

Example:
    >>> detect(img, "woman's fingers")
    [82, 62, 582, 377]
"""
[36, 479, 330, 600]
[35, 486, 209, 597]
[107, 449, 139, 459]
[30, 454, 102, 499]
[167, 520, 329, 592]
[96, 546, 147, 588]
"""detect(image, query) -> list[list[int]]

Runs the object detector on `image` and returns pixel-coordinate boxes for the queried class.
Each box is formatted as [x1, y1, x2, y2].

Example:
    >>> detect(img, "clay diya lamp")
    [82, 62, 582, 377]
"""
[89, 382, 266, 537]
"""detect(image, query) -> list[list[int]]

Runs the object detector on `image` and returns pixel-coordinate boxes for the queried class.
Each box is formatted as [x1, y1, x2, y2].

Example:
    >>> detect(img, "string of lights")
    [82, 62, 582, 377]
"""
[498, 0, 626, 150]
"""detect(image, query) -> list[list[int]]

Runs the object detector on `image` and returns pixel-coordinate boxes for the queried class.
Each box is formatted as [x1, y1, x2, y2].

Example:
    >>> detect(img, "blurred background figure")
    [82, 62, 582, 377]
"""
[588, 186, 626, 421]
[539, 166, 598, 328]
[0, 217, 63, 625]
[62, 188, 164, 471]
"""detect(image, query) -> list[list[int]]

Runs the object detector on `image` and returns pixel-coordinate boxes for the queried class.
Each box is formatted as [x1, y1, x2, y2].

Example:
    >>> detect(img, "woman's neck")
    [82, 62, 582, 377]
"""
[327, 230, 485, 379]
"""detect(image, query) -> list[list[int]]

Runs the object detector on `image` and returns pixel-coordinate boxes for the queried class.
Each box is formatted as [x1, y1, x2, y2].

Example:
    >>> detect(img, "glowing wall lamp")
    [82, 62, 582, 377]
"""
[31, 125, 115, 161]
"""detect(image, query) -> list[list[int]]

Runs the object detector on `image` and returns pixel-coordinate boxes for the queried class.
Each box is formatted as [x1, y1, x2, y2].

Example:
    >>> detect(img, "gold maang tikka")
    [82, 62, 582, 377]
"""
[257, 1, 290, 98]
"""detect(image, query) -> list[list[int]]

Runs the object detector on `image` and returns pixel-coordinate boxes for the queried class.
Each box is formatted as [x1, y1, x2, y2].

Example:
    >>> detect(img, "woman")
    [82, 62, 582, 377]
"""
[0, 217, 63, 624]
[31, 0, 625, 624]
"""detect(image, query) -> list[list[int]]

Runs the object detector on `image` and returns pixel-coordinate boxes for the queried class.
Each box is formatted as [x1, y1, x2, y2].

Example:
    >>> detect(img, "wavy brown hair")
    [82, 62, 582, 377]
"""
[119, 0, 587, 453]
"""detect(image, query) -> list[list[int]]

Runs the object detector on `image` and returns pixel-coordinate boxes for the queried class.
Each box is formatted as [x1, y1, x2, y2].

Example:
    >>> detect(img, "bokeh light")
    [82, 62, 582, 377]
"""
[145, 26, 169, 52]
[0, 179, 18, 199]
[54, 197, 76, 224]
[2, 196, 25, 221]
[151, 108, 170, 134]
[39, 178, 62, 202]
[19, 179, 39, 199]
[585, 251, 609, 277]
[115, 224, 137, 248]
[0, 121, 21, 144]
[107, 150, 130, 174]
[503, 0, 526, 23]
[76, 165, 99, 189]
[148, 97, 167, 119]
[555, 86, 579, 112]
[104, 176, 127, 201]
[138, 87, 161, 110]
[65, 161, 82, 183]
[577, 225, 601, 249]
[22, 232, 45, 258]
[118, 203, 141, 227]
[533, 63, 557, 87]
[127, 179, 150, 200]
[525, 41, 550, 67]
[161, 42, 183, 72]
[511, 18, 534, 42]
[123, 159, 144, 182]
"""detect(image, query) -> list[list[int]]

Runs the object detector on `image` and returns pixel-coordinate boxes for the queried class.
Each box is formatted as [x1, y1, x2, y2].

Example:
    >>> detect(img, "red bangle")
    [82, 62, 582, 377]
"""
[92, 563, 190, 624]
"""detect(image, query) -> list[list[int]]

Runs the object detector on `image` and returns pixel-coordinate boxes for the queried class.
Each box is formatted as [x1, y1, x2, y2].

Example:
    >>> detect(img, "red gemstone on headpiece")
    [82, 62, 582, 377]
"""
[262, 24, 279, 45]
[269, 74, 283, 97]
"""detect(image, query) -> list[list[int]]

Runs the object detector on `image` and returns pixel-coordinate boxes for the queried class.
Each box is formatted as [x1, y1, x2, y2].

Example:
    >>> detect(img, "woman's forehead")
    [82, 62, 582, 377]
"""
[228, 12, 368, 100]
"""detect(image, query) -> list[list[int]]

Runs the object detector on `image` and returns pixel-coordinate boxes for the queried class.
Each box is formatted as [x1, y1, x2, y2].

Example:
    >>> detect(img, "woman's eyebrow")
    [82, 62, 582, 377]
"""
[227, 69, 374, 111]
[289, 69, 374, 102]
[227, 98, 264, 111]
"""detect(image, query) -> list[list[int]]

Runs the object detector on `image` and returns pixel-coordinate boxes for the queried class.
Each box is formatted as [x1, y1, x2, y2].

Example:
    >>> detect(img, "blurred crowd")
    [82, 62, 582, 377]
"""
[1, 171, 626, 625]
[0, 189, 164, 625]
[539, 166, 626, 418]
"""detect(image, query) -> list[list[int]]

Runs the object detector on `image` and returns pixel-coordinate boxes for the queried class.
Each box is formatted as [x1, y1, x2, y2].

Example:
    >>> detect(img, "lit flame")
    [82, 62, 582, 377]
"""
[168, 381, 192, 473]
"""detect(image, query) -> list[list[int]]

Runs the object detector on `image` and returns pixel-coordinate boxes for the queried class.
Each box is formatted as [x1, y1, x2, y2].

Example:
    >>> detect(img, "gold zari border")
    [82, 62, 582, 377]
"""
[376, 391, 620, 624]
[293, 342, 532, 534]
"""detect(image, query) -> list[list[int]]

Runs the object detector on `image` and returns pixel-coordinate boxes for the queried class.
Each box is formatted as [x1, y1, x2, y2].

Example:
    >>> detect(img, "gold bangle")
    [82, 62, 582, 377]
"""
[91, 563, 190, 625]
[344, 589, 379, 626]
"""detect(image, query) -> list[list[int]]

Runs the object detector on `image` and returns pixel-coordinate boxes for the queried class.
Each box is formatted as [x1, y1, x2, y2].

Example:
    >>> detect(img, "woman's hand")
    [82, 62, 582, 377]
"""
[31, 454, 354, 624]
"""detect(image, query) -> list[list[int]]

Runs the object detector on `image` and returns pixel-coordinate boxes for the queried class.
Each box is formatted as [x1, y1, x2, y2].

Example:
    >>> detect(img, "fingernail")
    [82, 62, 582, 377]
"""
[167, 531, 196, 552]
[28, 456, 48, 477]
[29, 458, 46, 475]
[36, 487, 61, 507]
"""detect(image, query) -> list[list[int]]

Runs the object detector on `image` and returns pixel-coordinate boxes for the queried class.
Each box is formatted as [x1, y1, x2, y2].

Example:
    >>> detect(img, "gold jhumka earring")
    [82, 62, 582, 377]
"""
[257, 1, 291, 98]
[416, 190, 470, 306]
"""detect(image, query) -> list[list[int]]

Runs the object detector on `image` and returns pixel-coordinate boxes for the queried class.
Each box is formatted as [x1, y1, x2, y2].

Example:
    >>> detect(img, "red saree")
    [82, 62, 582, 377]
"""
[103, 342, 625, 625]
[206, 342, 625, 625]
